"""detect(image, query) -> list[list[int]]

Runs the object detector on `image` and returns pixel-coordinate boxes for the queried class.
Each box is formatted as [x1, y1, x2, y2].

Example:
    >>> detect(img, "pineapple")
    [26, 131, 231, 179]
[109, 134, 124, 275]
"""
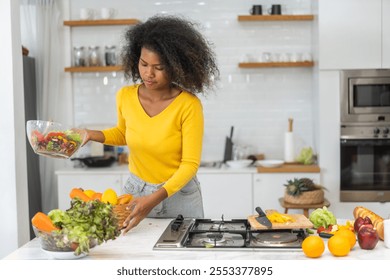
[284, 178, 323, 197]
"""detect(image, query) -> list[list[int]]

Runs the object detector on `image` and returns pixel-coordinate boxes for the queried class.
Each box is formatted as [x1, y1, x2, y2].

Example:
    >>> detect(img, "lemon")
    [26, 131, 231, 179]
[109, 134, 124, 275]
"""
[101, 188, 118, 205]
[83, 189, 96, 198]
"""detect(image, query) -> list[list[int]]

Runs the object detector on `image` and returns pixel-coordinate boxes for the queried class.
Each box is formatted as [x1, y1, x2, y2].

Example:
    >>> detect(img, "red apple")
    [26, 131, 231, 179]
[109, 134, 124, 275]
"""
[354, 216, 373, 232]
[359, 224, 374, 230]
[357, 226, 379, 250]
[364, 216, 373, 225]
[354, 217, 365, 232]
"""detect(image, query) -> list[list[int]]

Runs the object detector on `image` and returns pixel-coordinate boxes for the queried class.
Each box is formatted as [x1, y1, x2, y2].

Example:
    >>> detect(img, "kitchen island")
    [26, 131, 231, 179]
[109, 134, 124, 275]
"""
[4, 218, 389, 260]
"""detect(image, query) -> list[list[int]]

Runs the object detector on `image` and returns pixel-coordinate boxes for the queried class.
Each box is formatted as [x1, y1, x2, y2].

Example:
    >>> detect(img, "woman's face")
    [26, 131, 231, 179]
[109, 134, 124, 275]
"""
[138, 47, 170, 90]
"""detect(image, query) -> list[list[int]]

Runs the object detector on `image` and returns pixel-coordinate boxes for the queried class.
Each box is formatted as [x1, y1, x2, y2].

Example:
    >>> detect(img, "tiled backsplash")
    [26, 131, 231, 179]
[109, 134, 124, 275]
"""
[70, 0, 314, 161]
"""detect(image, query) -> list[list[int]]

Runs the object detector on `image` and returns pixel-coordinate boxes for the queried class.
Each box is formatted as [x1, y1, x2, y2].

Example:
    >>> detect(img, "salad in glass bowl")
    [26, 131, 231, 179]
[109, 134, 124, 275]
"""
[26, 120, 86, 159]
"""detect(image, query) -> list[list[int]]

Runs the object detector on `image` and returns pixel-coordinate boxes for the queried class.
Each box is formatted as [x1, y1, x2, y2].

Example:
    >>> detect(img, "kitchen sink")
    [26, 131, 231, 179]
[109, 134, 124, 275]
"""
[200, 161, 222, 169]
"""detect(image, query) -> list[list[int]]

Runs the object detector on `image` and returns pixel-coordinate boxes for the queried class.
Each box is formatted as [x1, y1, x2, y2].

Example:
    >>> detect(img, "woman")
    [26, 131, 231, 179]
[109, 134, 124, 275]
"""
[83, 15, 219, 233]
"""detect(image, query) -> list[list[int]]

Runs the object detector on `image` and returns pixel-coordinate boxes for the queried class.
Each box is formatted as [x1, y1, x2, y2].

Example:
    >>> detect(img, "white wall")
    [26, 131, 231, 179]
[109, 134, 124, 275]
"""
[0, 0, 30, 259]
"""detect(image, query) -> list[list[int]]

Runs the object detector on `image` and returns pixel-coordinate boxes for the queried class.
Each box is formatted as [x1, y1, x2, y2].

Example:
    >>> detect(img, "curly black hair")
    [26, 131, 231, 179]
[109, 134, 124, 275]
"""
[120, 14, 219, 95]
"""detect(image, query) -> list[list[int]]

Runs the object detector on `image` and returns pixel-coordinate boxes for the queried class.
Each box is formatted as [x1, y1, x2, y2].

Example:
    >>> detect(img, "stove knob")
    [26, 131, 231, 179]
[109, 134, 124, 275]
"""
[171, 222, 181, 231]
[373, 128, 380, 135]
[383, 128, 389, 134]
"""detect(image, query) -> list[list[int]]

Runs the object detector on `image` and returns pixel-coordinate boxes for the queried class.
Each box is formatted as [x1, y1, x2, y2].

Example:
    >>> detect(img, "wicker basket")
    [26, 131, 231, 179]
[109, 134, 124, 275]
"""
[284, 189, 324, 205]
[112, 204, 131, 228]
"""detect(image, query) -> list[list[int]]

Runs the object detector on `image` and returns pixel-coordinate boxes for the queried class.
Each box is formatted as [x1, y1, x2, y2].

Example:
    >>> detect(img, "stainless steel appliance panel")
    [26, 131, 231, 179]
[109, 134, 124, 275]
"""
[340, 137, 390, 202]
[341, 69, 390, 124]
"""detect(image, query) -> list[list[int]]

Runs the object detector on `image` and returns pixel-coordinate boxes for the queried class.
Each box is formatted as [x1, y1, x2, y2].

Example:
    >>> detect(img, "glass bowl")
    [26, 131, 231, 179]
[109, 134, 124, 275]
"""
[33, 226, 97, 259]
[26, 120, 86, 159]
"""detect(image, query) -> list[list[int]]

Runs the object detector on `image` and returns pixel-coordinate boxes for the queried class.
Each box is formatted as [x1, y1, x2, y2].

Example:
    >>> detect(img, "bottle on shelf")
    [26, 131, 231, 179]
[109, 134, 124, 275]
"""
[104, 45, 117, 66]
[73, 46, 86, 67]
[88, 46, 101, 66]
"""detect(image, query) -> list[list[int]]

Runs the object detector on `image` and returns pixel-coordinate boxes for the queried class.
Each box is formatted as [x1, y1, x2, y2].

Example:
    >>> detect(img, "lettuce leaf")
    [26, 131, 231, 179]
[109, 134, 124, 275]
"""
[309, 206, 337, 228]
[296, 147, 314, 165]
[47, 198, 120, 255]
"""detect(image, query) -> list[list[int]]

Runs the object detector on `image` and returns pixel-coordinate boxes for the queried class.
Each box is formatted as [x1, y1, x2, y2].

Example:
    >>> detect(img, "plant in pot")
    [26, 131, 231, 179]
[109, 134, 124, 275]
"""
[284, 178, 326, 205]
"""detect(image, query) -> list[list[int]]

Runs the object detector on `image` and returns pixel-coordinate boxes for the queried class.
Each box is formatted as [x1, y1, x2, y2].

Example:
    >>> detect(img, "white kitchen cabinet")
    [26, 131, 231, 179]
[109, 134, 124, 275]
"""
[197, 173, 253, 219]
[57, 174, 123, 210]
[253, 173, 321, 215]
[383, 0, 390, 68]
[319, 0, 387, 69]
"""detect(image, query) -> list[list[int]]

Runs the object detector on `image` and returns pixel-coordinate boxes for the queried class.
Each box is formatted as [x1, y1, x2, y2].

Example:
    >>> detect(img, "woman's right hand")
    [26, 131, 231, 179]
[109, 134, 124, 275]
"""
[74, 128, 105, 146]
[71, 128, 91, 147]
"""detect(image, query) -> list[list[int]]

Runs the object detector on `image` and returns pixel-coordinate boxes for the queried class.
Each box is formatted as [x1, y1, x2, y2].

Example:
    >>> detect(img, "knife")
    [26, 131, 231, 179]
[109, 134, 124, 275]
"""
[255, 207, 272, 228]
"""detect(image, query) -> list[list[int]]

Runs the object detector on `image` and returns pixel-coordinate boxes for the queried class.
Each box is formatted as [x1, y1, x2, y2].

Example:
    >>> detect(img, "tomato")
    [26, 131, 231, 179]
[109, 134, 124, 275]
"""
[32, 130, 45, 142]
[317, 226, 325, 234]
[45, 131, 66, 141]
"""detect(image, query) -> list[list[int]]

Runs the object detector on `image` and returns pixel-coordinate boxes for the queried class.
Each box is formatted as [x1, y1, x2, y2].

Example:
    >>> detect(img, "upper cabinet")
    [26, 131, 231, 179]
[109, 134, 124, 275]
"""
[319, 0, 390, 69]
[383, 0, 390, 68]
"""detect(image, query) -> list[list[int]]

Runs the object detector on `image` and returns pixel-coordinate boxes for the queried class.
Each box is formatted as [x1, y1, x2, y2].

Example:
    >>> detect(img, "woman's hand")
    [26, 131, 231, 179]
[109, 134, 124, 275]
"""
[122, 188, 168, 234]
[72, 128, 105, 147]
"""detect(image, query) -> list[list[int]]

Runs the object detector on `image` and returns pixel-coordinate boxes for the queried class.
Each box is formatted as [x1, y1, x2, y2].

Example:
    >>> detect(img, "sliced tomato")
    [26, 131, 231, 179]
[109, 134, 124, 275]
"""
[317, 226, 325, 234]
[45, 132, 66, 141]
[32, 130, 45, 142]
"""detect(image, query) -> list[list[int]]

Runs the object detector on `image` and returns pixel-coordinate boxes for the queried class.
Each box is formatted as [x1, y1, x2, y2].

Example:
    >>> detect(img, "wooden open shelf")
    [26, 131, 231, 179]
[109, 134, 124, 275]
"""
[237, 15, 314, 21]
[64, 66, 123, 72]
[64, 19, 140, 26]
[238, 61, 314, 68]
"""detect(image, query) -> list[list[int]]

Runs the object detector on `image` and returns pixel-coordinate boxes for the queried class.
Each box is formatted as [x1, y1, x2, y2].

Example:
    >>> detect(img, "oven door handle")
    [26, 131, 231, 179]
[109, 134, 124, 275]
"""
[341, 138, 390, 146]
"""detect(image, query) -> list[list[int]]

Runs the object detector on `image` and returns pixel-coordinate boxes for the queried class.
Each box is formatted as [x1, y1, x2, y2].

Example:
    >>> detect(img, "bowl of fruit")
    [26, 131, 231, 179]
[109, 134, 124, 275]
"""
[26, 120, 86, 159]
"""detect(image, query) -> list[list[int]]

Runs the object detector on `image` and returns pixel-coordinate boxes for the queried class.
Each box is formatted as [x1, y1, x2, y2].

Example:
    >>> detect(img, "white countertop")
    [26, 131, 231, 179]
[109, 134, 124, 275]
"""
[4, 218, 390, 260]
[55, 164, 258, 175]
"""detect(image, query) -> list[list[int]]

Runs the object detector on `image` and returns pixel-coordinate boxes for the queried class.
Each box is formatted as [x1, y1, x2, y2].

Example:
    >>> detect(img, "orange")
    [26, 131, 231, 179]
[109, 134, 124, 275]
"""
[334, 229, 356, 249]
[91, 192, 102, 201]
[83, 189, 96, 198]
[328, 235, 350, 257]
[302, 236, 325, 258]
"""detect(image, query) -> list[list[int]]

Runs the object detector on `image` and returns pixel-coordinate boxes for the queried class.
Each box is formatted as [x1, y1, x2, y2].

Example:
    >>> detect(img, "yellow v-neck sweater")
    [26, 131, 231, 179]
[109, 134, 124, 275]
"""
[102, 84, 204, 197]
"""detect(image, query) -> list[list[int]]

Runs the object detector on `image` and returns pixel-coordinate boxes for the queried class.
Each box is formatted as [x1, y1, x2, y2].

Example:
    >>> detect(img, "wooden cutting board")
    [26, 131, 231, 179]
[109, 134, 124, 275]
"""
[248, 210, 314, 230]
[257, 164, 320, 173]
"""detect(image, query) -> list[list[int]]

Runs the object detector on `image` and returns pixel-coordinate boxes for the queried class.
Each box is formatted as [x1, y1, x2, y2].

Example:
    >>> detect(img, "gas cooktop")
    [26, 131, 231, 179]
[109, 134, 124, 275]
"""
[153, 215, 307, 251]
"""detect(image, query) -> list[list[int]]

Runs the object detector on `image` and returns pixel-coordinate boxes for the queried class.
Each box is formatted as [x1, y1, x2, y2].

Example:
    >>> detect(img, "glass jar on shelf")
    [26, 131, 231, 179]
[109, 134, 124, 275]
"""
[88, 46, 101, 66]
[73, 46, 86, 67]
[104, 45, 117, 66]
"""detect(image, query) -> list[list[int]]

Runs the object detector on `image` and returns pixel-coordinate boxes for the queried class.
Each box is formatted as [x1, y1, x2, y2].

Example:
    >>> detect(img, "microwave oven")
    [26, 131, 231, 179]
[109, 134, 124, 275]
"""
[340, 69, 390, 124]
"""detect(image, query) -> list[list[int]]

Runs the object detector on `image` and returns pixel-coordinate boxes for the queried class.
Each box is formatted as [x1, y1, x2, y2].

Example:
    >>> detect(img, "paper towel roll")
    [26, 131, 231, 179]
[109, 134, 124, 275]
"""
[284, 132, 295, 163]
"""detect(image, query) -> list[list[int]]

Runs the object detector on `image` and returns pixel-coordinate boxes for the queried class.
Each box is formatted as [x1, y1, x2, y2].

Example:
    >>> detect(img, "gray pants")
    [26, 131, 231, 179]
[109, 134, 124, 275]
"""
[123, 173, 204, 218]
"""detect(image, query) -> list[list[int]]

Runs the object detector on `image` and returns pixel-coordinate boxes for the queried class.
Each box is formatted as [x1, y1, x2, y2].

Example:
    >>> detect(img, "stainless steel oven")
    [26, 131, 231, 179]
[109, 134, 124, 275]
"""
[340, 69, 390, 202]
[341, 69, 390, 124]
[340, 125, 390, 202]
